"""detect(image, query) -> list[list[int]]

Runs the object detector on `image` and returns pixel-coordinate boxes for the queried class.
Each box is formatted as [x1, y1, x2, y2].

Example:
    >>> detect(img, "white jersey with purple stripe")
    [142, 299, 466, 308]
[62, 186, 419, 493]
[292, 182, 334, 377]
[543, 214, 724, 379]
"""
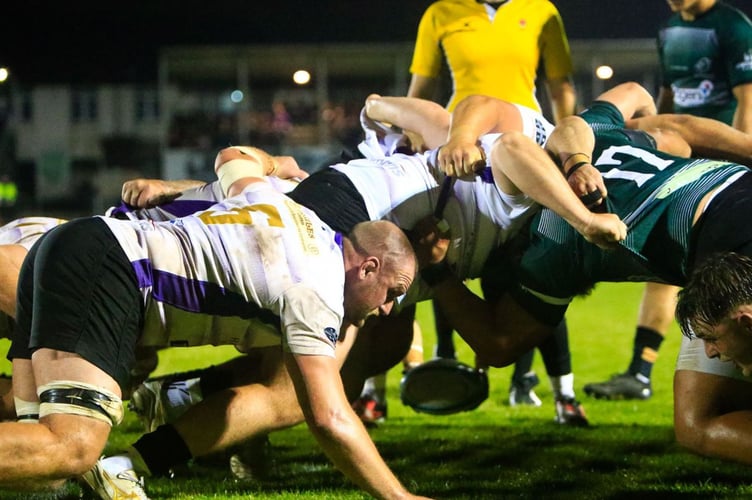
[0, 217, 68, 250]
[99, 181, 344, 358]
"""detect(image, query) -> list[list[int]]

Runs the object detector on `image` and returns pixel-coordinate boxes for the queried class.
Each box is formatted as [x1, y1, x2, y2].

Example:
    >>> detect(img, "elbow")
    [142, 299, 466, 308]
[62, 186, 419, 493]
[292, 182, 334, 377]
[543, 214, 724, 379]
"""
[674, 425, 708, 457]
[674, 409, 709, 456]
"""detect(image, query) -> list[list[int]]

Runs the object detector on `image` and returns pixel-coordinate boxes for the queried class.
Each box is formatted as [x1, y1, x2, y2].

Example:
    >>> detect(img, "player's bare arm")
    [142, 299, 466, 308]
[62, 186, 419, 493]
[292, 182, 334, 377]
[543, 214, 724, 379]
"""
[121, 178, 207, 208]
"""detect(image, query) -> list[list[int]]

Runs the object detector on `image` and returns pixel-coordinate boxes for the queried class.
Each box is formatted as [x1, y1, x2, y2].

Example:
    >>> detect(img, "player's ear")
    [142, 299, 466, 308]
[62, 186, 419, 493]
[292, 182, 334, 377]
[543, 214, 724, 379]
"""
[360, 256, 380, 277]
[739, 311, 752, 335]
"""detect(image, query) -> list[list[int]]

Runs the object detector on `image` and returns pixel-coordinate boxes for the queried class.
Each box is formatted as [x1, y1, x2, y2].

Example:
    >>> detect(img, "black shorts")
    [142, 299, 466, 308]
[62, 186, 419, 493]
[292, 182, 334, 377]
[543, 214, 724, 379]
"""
[9, 217, 143, 392]
[287, 168, 370, 234]
[690, 172, 752, 268]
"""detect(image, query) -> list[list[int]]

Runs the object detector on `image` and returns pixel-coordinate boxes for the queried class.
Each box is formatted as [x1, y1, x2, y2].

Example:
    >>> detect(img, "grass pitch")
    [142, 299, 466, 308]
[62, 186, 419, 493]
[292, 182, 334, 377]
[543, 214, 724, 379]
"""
[3, 282, 751, 499]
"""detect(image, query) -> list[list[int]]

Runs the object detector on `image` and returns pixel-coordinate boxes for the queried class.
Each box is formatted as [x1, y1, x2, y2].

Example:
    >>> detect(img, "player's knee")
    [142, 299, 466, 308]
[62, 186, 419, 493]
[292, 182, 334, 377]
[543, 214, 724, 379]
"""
[493, 130, 528, 156]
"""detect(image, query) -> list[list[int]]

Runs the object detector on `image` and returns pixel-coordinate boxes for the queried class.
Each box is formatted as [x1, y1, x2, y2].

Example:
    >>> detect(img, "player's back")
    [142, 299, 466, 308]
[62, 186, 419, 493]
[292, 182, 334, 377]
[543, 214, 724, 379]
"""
[101, 182, 345, 348]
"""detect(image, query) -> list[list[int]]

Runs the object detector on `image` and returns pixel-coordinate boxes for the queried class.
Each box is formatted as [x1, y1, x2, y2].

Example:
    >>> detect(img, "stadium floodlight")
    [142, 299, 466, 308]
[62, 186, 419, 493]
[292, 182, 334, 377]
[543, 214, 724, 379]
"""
[596, 65, 614, 80]
[293, 70, 311, 85]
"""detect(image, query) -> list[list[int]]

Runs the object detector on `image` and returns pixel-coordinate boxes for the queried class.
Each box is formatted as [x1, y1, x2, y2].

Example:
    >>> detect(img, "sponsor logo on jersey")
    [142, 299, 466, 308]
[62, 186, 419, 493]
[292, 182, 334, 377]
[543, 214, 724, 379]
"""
[323, 326, 338, 343]
[672, 80, 714, 107]
[693, 56, 712, 74]
[736, 51, 752, 71]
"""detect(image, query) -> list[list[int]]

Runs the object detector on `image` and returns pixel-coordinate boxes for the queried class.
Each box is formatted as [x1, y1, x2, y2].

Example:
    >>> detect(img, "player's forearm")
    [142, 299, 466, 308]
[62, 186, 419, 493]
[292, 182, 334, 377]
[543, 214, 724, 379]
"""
[656, 87, 674, 114]
[732, 83, 752, 134]
[546, 116, 596, 169]
[548, 78, 577, 124]
[311, 418, 413, 499]
[678, 411, 752, 466]
[406, 73, 438, 101]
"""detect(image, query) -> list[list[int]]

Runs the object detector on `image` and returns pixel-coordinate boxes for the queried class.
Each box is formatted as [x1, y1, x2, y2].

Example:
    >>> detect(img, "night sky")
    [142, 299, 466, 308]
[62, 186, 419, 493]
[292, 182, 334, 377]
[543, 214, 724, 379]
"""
[1, 1, 750, 84]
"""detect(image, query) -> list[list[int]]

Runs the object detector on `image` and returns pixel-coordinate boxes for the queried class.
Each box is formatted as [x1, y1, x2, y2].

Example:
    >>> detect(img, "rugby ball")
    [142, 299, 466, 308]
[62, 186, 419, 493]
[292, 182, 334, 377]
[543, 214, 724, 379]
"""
[400, 358, 489, 415]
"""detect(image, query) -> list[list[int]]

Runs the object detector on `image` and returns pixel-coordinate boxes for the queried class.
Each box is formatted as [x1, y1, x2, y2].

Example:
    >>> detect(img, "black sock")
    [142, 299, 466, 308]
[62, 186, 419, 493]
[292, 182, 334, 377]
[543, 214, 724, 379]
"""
[198, 365, 236, 398]
[132, 424, 193, 476]
[627, 327, 664, 380]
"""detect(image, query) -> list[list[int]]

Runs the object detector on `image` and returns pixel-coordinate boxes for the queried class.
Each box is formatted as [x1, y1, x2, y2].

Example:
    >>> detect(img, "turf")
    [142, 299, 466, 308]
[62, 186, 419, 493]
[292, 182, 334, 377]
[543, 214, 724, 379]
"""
[3, 282, 752, 499]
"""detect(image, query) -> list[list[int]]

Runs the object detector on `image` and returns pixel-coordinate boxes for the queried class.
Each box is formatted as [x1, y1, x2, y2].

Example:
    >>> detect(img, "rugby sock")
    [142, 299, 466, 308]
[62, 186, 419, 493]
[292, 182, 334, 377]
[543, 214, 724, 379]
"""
[550, 373, 575, 400]
[362, 373, 387, 404]
[101, 454, 135, 476]
[131, 424, 192, 477]
[197, 364, 236, 397]
[627, 327, 664, 381]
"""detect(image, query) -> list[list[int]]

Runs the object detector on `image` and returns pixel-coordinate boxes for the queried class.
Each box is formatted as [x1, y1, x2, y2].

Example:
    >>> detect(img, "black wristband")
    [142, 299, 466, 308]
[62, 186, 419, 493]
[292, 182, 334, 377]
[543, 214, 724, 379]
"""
[565, 161, 589, 180]
[420, 261, 453, 287]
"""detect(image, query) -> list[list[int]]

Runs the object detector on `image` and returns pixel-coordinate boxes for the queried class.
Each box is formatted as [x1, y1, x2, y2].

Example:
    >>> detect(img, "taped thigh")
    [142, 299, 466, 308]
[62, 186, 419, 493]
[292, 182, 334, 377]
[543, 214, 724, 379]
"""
[38, 381, 123, 426]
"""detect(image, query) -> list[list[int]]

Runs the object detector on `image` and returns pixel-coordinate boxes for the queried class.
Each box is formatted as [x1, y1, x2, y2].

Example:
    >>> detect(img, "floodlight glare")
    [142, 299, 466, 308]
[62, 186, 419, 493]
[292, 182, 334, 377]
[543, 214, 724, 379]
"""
[293, 70, 311, 85]
[595, 65, 614, 80]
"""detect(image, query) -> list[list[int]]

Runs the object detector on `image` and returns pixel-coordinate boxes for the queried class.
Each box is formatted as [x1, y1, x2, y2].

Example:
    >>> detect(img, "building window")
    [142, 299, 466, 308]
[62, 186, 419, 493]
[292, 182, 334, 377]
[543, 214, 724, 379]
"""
[136, 89, 160, 122]
[71, 89, 98, 122]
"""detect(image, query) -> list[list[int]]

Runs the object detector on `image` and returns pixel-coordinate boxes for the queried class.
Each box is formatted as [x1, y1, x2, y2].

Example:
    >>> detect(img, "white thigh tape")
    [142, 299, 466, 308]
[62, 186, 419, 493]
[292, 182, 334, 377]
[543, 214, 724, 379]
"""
[38, 380, 124, 426]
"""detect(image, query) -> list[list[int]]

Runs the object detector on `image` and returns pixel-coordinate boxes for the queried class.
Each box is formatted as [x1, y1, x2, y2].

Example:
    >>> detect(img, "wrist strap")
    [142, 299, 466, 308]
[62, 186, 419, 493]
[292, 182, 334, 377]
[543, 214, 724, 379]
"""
[565, 161, 589, 180]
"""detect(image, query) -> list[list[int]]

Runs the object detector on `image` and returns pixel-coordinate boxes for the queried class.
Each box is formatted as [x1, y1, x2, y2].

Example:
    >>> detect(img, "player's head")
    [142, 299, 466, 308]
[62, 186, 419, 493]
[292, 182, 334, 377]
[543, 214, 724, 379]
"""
[665, 0, 714, 16]
[342, 220, 416, 327]
[676, 252, 752, 375]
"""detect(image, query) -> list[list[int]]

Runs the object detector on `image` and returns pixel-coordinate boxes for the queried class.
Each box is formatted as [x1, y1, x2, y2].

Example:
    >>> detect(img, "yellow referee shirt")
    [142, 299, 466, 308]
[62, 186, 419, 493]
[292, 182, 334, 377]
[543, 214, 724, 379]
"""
[410, 0, 573, 111]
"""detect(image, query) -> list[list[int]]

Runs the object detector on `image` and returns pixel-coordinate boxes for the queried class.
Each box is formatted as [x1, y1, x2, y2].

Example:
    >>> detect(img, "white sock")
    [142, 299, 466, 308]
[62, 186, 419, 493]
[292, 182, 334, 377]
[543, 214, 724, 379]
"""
[550, 373, 575, 400]
[101, 455, 135, 475]
[361, 373, 387, 403]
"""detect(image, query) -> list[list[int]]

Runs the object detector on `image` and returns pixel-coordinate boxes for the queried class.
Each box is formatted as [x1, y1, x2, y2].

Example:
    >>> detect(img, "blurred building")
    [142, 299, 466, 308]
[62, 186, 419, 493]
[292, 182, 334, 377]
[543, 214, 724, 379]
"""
[0, 39, 658, 214]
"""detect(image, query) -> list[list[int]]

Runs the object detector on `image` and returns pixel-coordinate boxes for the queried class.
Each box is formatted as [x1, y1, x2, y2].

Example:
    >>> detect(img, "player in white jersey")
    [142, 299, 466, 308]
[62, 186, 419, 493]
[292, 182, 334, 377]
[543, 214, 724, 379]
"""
[1, 166, 422, 499]
[104, 95, 624, 494]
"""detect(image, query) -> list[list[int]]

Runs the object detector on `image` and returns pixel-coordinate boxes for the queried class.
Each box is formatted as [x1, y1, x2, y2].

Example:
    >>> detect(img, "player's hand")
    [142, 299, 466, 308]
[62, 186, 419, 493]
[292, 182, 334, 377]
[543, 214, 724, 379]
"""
[273, 156, 309, 180]
[404, 129, 429, 153]
[567, 163, 607, 207]
[408, 215, 451, 268]
[437, 138, 486, 180]
[121, 179, 180, 208]
[580, 212, 627, 250]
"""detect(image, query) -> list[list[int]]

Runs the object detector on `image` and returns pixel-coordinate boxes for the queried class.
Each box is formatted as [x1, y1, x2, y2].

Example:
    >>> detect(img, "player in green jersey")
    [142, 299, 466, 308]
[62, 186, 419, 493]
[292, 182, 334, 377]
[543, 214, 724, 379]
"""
[426, 97, 752, 466]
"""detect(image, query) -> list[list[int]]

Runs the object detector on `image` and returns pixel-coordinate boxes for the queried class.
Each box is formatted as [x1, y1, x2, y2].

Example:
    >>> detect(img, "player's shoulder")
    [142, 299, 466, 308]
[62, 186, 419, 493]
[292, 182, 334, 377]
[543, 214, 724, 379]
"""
[713, 2, 752, 24]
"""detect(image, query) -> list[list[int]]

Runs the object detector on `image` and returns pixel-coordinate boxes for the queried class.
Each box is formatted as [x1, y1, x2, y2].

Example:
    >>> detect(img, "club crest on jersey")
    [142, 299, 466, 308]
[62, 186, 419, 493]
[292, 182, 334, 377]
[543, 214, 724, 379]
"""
[736, 51, 752, 72]
[324, 327, 338, 343]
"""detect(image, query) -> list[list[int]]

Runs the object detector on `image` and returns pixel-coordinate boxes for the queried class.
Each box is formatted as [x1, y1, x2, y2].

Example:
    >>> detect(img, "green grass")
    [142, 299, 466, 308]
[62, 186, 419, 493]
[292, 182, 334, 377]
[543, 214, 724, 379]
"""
[4, 282, 752, 499]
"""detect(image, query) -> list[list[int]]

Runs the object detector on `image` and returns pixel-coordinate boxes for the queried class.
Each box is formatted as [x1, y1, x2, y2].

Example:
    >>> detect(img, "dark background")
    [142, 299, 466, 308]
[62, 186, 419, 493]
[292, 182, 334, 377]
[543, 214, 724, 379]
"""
[1, 1, 750, 84]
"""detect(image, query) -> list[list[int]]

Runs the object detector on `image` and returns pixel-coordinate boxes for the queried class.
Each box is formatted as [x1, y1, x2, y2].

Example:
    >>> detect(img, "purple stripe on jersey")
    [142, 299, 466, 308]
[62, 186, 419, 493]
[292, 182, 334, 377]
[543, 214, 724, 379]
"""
[335, 232, 344, 250]
[109, 200, 216, 219]
[148, 199, 216, 217]
[478, 166, 494, 184]
[130, 259, 279, 323]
